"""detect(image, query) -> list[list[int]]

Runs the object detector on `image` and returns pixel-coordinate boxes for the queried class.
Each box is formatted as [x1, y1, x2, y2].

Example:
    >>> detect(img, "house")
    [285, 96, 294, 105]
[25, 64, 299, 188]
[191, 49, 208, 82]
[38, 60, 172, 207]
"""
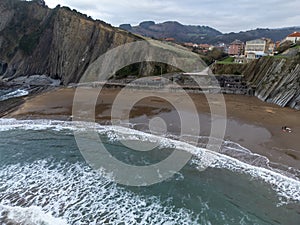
[285, 32, 300, 44]
[264, 38, 275, 55]
[245, 39, 267, 59]
[228, 40, 245, 56]
[165, 38, 175, 42]
[267, 40, 275, 56]
[234, 55, 247, 64]
[245, 38, 274, 59]
[199, 44, 211, 50]
[216, 42, 228, 53]
[183, 42, 194, 47]
[198, 44, 212, 52]
[275, 41, 281, 49]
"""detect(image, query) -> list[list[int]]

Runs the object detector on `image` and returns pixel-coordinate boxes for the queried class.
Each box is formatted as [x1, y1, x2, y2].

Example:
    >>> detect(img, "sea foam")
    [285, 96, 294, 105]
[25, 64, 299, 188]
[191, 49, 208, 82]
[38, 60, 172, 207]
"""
[0, 204, 68, 225]
[0, 118, 299, 205]
[0, 160, 202, 225]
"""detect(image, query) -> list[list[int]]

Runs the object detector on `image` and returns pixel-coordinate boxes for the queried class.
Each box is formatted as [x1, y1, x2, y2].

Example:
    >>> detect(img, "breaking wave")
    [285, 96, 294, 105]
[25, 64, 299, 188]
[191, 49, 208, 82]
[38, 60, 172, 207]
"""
[0, 160, 202, 225]
[0, 118, 299, 206]
[0, 204, 68, 225]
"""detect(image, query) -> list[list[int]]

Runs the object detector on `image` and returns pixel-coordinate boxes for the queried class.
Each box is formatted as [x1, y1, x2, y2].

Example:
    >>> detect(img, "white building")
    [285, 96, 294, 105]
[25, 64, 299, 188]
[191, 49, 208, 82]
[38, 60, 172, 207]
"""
[285, 32, 300, 44]
[245, 39, 267, 59]
[245, 38, 274, 60]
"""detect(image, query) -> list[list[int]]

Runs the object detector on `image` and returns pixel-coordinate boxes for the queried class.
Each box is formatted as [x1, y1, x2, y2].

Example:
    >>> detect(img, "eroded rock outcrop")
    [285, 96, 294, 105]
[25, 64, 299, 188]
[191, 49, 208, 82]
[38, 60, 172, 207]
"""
[244, 56, 300, 109]
[0, 0, 141, 84]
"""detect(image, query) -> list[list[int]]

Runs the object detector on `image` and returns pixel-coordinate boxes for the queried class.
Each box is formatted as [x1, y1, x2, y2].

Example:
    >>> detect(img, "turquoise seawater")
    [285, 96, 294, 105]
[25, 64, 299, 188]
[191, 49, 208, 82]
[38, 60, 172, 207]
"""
[0, 119, 299, 225]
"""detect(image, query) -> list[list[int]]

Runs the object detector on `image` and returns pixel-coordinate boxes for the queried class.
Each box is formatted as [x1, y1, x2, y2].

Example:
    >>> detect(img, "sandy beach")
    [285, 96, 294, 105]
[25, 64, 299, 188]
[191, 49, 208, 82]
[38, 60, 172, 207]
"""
[6, 87, 300, 170]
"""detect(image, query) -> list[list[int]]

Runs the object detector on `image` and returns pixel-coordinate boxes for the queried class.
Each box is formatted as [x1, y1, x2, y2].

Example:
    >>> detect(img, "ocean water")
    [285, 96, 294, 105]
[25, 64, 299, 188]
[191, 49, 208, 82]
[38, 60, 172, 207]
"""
[0, 119, 299, 225]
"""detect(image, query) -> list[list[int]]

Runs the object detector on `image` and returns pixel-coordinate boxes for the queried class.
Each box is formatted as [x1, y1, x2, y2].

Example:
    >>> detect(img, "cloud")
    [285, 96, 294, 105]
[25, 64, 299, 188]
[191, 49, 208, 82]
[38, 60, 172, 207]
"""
[44, 0, 300, 32]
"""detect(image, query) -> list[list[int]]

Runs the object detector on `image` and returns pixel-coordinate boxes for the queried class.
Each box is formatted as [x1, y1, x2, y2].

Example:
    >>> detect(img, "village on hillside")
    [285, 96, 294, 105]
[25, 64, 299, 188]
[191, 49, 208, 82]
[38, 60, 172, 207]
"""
[166, 32, 300, 64]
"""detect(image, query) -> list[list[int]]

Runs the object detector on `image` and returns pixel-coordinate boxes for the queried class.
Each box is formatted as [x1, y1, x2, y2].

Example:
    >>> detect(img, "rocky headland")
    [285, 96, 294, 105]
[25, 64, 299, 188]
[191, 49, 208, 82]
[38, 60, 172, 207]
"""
[0, 0, 141, 85]
[0, 0, 299, 111]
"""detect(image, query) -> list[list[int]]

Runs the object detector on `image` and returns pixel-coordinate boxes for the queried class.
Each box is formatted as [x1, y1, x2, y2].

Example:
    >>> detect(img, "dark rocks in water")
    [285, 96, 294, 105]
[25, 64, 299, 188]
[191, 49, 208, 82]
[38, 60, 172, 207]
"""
[11, 75, 61, 86]
[0, 76, 58, 118]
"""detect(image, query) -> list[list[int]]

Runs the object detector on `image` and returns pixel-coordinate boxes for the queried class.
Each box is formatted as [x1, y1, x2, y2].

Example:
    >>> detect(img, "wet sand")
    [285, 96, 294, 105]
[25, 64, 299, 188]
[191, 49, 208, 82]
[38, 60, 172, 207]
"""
[6, 87, 300, 170]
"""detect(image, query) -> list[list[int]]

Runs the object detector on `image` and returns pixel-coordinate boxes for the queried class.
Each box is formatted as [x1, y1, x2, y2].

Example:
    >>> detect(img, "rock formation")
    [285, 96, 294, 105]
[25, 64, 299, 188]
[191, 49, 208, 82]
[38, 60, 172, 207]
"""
[0, 0, 141, 84]
[1, 0, 299, 110]
[244, 56, 300, 109]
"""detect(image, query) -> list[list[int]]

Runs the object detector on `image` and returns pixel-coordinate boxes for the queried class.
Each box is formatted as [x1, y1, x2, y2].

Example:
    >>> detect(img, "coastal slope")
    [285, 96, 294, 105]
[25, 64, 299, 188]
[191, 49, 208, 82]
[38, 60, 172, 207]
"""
[0, 0, 141, 84]
[244, 56, 300, 109]
[212, 54, 300, 110]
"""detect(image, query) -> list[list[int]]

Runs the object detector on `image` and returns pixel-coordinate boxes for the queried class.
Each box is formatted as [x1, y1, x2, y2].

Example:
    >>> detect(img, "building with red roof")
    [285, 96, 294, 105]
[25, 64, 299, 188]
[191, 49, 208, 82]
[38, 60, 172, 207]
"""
[285, 32, 300, 44]
[165, 38, 175, 42]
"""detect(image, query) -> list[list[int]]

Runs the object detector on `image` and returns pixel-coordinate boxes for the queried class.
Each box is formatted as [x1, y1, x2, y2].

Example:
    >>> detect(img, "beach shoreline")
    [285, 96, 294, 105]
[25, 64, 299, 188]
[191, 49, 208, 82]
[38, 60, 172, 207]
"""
[4, 87, 300, 171]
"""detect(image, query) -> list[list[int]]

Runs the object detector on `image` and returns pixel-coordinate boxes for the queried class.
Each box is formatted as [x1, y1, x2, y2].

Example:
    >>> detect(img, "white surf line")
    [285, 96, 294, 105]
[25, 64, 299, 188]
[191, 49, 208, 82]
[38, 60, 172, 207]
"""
[0, 118, 299, 203]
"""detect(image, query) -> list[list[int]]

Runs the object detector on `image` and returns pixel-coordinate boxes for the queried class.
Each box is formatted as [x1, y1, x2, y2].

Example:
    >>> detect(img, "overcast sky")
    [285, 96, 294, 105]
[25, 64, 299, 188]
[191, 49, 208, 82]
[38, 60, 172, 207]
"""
[44, 0, 300, 33]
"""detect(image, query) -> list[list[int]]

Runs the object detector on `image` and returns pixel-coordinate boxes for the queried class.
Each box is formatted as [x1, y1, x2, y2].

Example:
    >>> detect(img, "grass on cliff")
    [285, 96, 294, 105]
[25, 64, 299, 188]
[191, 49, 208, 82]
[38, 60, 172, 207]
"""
[216, 57, 238, 64]
[266, 55, 289, 59]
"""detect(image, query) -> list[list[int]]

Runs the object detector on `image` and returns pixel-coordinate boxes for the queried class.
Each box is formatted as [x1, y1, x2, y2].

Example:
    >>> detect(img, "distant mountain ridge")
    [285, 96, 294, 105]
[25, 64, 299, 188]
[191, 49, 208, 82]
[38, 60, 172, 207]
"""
[214, 27, 300, 44]
[119, 21, 222, 43]
[120, 21, 300, 44]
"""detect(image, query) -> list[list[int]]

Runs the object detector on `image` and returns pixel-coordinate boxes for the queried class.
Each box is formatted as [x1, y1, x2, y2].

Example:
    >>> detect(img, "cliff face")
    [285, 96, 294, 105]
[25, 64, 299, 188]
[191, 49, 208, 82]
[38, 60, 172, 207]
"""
[244, 56, 300, 109]
[211, 63, 246, 75]
[0, 0, 141, 84]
